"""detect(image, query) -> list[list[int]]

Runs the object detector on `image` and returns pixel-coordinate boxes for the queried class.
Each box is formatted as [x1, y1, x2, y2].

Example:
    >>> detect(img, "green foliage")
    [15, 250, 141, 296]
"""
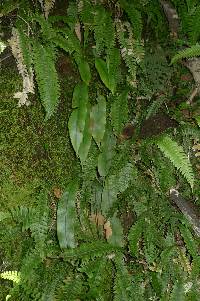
[57, 181, 78, 249]
[33, 42, 60, 120]
[0, 271, 21, 284]
[156, 135, 195, 189]
[111, 89, 129, 135]
[171, 44, 200, 64]
[90, 95, 106, 147]
[1, 0, 200, 300]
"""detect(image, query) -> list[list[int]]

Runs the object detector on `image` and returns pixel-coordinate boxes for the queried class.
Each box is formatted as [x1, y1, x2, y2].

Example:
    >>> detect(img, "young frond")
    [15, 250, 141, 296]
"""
[1, 271, 21, 284]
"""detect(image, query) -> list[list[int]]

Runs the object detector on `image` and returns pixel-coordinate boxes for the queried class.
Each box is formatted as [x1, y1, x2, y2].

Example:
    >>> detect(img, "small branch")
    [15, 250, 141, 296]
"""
[170, 189, 200, 237]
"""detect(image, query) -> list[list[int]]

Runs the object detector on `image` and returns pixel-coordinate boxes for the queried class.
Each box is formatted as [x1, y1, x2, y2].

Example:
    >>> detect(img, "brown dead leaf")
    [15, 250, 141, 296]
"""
[104, 220, 112, 240]
[89, 213, 105, 226]
[53, 187, 62, 199]
[75, 22, 82, 42]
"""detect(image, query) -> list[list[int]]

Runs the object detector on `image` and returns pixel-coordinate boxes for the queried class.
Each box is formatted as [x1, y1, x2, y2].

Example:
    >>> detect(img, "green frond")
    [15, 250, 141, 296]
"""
[146, 96, 166, 119]
[101, 163, 137, 214]
[10, 206, 36, 231]
[188, 5, 200, 43]
[33, 41, 60, 119]
[94, 5, 115, 54]
[156, 135, 195, 189]
[29, 191, 49, 257]
[128, 219, 144, 258]
[1, 271, 21, 284]
[81, 258, 113, 300]
[171, 44, 200, 64]
[113, 254, 133, 301]
[53, 28, 81, 55]
[0, 211, 10, 221]
[179, 224, 199, 258]
[111, 89, 129, 135]
[119, 0, 142, 40]
[63, 241, 121, 260]
[34, 14, 55, 40]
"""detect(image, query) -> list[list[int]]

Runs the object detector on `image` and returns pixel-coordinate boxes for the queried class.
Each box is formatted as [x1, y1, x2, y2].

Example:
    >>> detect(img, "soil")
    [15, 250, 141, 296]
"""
[139, 112, 178, 139]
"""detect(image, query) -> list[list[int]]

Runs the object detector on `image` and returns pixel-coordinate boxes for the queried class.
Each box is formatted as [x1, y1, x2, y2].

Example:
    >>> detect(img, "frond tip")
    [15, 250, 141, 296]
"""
[156, 135, 195, 189]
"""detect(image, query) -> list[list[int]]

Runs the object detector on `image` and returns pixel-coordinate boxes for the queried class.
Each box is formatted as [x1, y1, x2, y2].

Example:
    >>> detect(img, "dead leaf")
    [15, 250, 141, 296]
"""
[89, 213, 105, 226]
[104, 220, 112, 240]
[75, 22, 82, 42]
[53, 187, 62, 199]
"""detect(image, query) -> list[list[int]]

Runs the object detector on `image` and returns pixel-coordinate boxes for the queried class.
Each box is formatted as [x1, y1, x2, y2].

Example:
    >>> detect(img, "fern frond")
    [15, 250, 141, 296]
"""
[11, 206, 36, 231]
[111, 89, 129, 135]
[146, 96, 166, 119]
[94, 5, 115, 54]
[63, 241, 121, 260]
[156, 135, 195, 189]
[119, 0, 142, 40]
[33, 41, 60, 119]
[128, 219, 144, 258]
[1, 271, 21, 284]
[115, 20, 144, 86]
[113, 254, 133, 301]
[188, 5, 200, 44]
[101, 163, 137, 214]
[171, 44, 200, 64]
[30, 193, 49, 257]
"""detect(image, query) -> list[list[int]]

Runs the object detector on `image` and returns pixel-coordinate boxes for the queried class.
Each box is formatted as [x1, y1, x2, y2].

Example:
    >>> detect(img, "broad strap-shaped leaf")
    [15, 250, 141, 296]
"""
[90, 95, 106, 147]
[78, 105, 92, 164]
[107, 215, 124, 247]
[77, 59, 91, 85]
[57, 182, 78, 249]
[98, 129, 116, 177]
[69, 83, 91, 161]
[156, 135, 195, 189]
[68, 109, 86, 154]
[95, 58, 110, 89]
[72, 82, 88, 108]
[111, 89, 129, 135]
[33, 42, 60, 119]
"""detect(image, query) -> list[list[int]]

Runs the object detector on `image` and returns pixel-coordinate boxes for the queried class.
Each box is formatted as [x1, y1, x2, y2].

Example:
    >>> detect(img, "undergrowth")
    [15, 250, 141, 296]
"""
[0, 0, 200, 300]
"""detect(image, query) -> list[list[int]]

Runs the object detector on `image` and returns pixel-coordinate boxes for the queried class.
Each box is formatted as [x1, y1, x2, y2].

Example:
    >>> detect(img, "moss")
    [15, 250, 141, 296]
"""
[0, 64, 80, 210]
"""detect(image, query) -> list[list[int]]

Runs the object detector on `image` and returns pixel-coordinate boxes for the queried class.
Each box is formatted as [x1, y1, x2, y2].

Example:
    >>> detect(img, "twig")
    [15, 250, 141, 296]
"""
[170, 188, 200, 237]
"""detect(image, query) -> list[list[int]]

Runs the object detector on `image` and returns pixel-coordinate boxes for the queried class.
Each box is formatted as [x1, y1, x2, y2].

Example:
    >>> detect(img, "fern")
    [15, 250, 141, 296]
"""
[93, 5, 115, 54]
[128, 219, 144, 258]
[171, 44, 200, 64]
[115, 20, 144, 86]
[101, 163, 136, 215]
[111, 89, 129, 135]
[146, 96, 166, 119]
[156, 135, 195, 189]
[33, 41, 60, 119]
[119, 0, 142, 40]
[1, 271, 21, 284]
[10, 206, 36, 231]
[63, 241, 121, 260]
[113, 254, 133, 301]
